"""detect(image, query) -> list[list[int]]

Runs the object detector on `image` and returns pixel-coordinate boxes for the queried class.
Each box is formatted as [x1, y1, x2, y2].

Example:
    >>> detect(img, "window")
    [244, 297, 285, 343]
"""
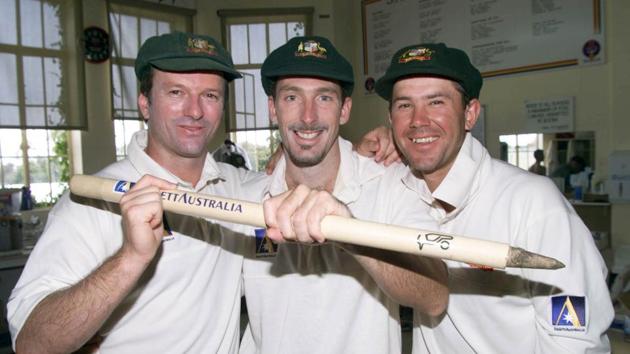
[108, 2, 192, 160]
[499, 133, 544, 171]
[0, 0, 83, 204]
[219, 9, 313, 171]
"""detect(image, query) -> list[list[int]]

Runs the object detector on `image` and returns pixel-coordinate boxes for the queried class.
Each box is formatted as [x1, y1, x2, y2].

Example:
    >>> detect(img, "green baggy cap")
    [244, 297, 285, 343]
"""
[135, 31, 241, 81]
[375, 43, 482, 100]
[261, 36, 354, 96]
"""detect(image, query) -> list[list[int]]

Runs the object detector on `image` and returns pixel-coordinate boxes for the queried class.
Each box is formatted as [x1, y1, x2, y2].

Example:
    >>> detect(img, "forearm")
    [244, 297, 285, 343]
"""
[341, 243, 448, 316]
[15, 249, 149, 354]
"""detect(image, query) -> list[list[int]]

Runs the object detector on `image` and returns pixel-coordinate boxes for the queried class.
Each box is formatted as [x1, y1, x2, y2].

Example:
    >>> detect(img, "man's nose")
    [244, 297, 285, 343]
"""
[301, 99, 317, 124]
[410, 106, 430, 128]
[184, 96, 203, 120]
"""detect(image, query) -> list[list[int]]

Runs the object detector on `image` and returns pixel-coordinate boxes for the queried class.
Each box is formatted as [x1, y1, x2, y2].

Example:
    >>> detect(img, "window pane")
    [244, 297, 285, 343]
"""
[0, 105, 20, 126]
[268, 23, 286, 53]
[110, 12, 121, 57]
[43, 0, 62, 49]
[26, 129, 50, 156]
[112, 63, 123, 111]
[114, 119, 127, 156]
[46, 107, 63, 126]
[28, 156, 49, 183]
[25, 106, 45, 126]
[140, 18, 157, 44]
[0, 129, 22, 156]
[0, 0, 17, 45]
[244, 73, 254, 114]
[248, 24, 267, 64]
[2, 157, 24, 185]
[121, 14, 138, 59]
[241, 69, 269, 128]
[236, 113, 245, 130]
[288, 22, 305, 38]
[20, 0, 43, 48]
[0, 53, 18, 104]
[157, 21, 170, 35]
[48, 156, 62, 182]
[121, 65, 137, 110]
[23, 56, 44, 104]
[44, 57, 62, 105]
[230, 25, 248, 65]
[234, 76, 245, 113]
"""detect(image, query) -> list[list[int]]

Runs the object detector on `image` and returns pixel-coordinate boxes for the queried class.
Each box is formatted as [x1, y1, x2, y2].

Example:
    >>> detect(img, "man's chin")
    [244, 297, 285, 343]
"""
[287, 152, 326, 168]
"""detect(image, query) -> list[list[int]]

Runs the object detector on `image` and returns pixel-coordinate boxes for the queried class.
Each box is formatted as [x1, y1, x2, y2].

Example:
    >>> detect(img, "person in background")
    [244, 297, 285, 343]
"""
[552, 155, 588, 193]
[213, 139, 253, 170]
[528, 149, 546, 175]
[366, 42, 613, 353]
[7, 32, 260, 353]
[239, 36, 448, 354]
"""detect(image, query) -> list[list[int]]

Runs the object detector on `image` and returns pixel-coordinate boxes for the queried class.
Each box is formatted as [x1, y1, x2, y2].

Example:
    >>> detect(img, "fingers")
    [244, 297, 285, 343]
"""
[119, 175, 176, 262]
[263, 185, 352, 244]
[354, 138, 378, 157]
[354, 126, 397, 163]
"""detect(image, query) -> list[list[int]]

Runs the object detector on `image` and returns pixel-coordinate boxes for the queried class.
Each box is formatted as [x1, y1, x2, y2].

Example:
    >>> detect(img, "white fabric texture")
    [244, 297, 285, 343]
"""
[239, 138, 429, 354]
[8, 130, 259, 353]
[408, 134, 613, 354]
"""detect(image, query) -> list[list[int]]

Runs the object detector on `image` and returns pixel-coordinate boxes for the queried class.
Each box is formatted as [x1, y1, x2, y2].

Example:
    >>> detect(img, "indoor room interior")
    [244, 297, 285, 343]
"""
[0, 0, 629, 352]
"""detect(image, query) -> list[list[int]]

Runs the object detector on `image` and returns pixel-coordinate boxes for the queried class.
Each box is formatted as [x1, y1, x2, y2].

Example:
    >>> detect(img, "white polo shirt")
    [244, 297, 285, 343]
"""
[239, 138, 432, 354]
[8, 130, 259, 353]
[407, 134, 613, 353]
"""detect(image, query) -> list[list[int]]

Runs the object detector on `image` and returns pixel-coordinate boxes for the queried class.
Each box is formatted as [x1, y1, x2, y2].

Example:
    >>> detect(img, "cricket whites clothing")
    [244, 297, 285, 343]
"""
[8, 130, 259, 353]
[240, 138, 432, 354]
[406, 134, 613, 353]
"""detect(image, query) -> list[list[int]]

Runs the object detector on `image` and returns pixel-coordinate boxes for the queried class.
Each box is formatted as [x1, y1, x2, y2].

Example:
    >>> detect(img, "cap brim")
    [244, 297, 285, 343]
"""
[151, 57, 242, 81]
[262, 62, 354, 96]
[375, 65, 465, 100]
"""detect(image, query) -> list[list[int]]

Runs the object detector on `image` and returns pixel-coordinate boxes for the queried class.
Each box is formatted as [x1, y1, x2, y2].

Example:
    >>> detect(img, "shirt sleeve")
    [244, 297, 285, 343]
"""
[519, 184, 613, 353]
[6, 192, 121, 347]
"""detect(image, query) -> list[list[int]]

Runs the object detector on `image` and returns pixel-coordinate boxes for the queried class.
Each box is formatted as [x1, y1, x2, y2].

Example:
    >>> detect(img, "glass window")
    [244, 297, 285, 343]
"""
[499, 133, 544, 171]
[0, 0, 81, 204]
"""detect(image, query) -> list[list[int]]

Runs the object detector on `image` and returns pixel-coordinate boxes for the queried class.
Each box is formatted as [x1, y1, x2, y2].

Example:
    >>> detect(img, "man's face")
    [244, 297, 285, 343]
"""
[389, 77, 479, 185]
[139, 70, 226, 164]
[270, 77, 351, 167]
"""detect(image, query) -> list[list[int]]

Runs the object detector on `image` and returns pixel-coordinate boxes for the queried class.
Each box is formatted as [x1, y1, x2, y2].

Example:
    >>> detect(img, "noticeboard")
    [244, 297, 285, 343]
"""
[362, 0, 604, 93]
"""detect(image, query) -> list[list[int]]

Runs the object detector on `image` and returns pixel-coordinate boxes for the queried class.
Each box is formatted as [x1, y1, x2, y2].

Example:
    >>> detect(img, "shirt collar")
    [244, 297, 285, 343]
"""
[263, 137, 386, 204]
[127, 130, 225, 192]
[401, 133, 487, 212]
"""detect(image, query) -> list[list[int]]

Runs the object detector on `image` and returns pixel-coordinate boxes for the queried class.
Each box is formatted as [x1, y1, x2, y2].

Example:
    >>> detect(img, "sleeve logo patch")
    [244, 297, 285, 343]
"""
[255, 228, 277, 258]
[551, 295, 586, 332]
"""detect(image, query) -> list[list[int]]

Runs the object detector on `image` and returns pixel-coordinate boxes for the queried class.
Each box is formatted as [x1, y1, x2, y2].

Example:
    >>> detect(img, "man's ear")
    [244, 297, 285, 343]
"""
[268, 96, 278, 125]
[464, 99, 481, 131]
[339, 97, 352, 125]
[138, 93, 150, 120]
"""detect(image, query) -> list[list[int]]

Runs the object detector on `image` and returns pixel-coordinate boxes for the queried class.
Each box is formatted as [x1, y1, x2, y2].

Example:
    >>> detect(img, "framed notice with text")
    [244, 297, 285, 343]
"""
[361, 0, 604, 92]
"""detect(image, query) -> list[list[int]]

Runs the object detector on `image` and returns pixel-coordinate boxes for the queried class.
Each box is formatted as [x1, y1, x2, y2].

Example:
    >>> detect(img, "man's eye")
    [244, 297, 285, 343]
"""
[285, 95, 296, 101]
[169, 90, 182, 96]
[397, 103, 411, 110]
[319, 95, 333, 102]
[429, 99, 444, 105]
